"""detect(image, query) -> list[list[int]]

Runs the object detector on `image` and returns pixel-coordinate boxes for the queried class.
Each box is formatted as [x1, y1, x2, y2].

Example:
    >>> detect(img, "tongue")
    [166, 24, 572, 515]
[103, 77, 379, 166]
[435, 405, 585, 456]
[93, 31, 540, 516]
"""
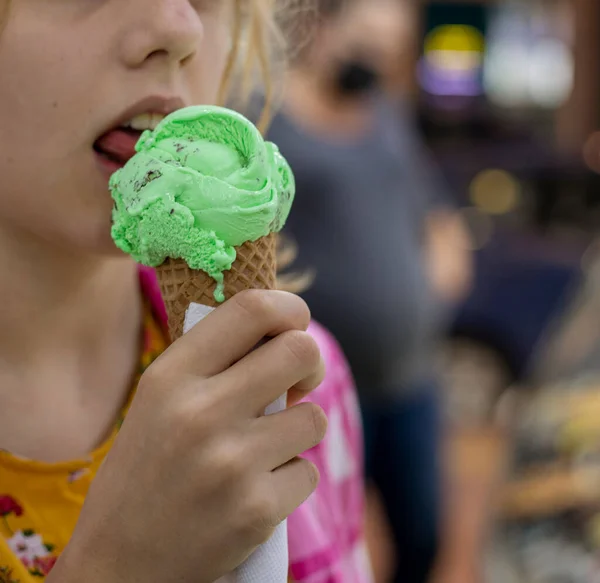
[95, 129, 142, 164]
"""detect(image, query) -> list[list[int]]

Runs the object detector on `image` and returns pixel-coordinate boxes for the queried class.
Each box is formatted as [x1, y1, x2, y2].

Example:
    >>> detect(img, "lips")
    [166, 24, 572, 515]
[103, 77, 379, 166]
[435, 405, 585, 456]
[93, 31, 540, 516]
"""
[94, 128, 142, 167]
[94, 96, 185, 176]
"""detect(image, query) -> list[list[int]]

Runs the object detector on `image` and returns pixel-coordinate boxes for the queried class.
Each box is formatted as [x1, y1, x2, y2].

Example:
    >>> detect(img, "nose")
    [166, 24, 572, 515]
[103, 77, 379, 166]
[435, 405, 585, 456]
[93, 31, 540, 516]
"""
[120, 0, 204, 69]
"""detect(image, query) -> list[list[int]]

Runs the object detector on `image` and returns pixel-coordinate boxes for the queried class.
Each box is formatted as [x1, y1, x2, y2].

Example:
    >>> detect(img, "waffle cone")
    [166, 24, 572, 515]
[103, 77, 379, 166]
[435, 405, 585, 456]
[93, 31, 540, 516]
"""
[155, 233, 277, 340]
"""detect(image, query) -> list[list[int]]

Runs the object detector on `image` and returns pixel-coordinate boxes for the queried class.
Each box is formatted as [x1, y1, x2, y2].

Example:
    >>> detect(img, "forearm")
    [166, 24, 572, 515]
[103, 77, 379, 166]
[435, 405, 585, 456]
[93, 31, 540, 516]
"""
[425, 210, 473, 305]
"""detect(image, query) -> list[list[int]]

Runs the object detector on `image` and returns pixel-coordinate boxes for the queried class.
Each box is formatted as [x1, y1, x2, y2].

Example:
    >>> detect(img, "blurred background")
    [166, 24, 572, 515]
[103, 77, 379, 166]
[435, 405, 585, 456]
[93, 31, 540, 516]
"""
[274, 0, 600, 581]
[415, 3, 600, 583]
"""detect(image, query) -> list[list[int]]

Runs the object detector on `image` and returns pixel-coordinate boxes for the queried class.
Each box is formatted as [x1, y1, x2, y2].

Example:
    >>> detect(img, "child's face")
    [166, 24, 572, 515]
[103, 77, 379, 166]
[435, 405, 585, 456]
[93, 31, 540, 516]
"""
[0, 0, 232, 254]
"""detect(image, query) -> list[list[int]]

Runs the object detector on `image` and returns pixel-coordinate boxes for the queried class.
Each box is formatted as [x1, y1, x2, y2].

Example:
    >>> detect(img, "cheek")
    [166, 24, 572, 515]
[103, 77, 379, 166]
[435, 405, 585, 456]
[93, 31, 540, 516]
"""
[0, 161, 117, 253]
[0, 67, 114, 254]
[0, 7, 91, 150]
[0, 6, 117, 252]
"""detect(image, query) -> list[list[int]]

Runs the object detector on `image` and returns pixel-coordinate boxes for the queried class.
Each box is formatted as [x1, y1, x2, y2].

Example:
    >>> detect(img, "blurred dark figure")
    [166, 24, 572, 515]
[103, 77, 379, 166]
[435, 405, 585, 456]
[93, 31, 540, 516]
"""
[267, 1, 472, 582]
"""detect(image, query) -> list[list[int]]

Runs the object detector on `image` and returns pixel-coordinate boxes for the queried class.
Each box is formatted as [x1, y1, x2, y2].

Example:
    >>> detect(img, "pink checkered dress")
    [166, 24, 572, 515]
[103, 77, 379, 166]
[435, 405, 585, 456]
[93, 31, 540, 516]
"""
[140, 268, 374, 583]
[288, 321, 374, 583]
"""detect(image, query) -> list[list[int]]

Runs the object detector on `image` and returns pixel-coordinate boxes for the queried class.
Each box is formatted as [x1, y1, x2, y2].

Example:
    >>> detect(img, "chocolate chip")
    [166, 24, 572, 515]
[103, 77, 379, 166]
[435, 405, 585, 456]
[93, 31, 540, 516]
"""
[134, 169, 162, 192]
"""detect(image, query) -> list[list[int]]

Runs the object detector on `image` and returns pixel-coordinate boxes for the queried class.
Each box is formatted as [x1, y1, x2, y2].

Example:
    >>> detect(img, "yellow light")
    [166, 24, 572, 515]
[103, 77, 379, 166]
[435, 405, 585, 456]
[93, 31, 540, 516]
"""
[424, 25, 485, 55]
[469, 169, 521, 215]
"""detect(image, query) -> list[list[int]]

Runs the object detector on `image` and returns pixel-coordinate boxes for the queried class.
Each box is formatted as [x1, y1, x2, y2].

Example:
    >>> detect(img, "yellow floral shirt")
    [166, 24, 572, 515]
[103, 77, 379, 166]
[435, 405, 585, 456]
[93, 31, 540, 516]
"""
[0, 306, 167, 581]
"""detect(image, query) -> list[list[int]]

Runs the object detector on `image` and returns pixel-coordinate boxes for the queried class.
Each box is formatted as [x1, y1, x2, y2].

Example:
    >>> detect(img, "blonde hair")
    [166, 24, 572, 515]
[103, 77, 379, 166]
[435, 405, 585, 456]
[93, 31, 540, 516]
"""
[216, 0, 317, 293]
[218, 0, 316, 133]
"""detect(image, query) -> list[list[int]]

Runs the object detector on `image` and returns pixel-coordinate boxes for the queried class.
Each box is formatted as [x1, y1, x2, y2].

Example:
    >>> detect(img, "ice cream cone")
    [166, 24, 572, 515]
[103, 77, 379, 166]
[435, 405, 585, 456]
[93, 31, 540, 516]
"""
[155, 233, 277, 340]
[112, 106, 293, 583]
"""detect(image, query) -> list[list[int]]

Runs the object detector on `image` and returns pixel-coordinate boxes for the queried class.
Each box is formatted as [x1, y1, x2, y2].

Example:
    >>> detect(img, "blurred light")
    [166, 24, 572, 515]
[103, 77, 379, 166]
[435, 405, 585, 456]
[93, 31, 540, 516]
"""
[528, 39, 574, 108]
[424, 24, 485, 54]
[419, 25, 484, 97]
[483, 4, 530, 107]
[469, 169, 521, 215]
[426, 50, 482, 73]
[484, 45, 530, 108]
[483, 4, 574, 109]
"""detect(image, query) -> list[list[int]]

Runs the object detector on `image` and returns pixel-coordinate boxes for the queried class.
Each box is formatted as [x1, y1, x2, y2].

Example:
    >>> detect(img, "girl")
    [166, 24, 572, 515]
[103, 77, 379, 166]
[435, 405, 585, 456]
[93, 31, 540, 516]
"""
[0, 1, 372, 582]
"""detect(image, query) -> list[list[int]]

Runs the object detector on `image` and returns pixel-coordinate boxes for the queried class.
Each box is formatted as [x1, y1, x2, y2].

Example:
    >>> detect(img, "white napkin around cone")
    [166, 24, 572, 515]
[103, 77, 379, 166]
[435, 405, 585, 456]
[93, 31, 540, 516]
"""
[184, 303, 289, 583]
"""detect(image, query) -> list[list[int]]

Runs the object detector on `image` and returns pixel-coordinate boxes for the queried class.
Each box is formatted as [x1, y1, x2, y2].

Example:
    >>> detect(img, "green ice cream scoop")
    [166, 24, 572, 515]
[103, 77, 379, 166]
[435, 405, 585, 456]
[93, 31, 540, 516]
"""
[110, 105, 295, 301]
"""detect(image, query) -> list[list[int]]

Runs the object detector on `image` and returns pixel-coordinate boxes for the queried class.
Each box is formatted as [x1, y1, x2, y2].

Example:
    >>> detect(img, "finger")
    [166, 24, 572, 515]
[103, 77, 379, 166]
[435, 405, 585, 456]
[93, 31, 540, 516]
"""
[287, 355, 326, 406]
[159, 290, 311, 377]
[270, 457, 321, 521]
[248, 403, 328, 471]
[216, 330, 322, 414]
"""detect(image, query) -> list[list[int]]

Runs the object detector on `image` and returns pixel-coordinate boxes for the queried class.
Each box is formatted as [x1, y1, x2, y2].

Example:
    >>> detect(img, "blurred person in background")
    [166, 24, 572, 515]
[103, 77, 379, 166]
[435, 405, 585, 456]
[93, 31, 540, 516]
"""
[266, 0, 473, 582]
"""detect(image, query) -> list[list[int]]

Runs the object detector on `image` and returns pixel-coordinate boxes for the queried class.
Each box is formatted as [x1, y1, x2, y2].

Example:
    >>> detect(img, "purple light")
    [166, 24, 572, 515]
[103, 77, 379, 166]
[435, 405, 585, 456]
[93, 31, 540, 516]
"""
[418, 58, 483, 97]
